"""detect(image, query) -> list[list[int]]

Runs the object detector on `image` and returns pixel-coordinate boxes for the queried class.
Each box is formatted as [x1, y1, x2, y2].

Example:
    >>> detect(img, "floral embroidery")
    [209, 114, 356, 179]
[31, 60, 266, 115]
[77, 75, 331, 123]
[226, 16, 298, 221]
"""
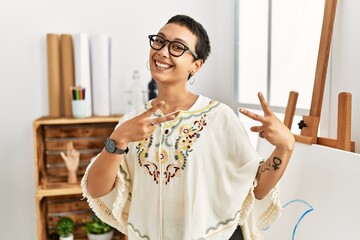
[137, 114, 208, 185]
[136, 135, 161, 184]
[165, 114, 207, 184]
[155, 149, 169, 164]
[136, 135, 153, 166]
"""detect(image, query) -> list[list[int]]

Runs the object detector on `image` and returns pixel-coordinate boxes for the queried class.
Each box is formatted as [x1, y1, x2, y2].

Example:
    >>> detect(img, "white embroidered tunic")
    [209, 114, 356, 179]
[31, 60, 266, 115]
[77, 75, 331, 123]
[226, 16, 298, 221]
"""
[81, 95, 281, 240]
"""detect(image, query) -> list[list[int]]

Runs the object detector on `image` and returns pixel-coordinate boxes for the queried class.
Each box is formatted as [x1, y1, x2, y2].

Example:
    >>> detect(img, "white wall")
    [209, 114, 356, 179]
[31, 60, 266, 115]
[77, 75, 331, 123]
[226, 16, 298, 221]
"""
[330, 0, 360, 152]
[0, 0, 359, 239]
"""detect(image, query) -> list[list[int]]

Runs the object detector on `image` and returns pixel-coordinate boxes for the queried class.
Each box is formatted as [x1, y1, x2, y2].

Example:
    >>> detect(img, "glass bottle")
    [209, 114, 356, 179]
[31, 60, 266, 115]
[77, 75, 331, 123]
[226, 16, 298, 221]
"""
[127, 70, 146, 111]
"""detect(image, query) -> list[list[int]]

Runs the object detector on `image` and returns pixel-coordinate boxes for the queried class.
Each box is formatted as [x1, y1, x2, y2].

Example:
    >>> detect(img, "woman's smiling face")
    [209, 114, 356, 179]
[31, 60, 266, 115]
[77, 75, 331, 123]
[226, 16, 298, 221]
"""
[149, 23, 200, 84]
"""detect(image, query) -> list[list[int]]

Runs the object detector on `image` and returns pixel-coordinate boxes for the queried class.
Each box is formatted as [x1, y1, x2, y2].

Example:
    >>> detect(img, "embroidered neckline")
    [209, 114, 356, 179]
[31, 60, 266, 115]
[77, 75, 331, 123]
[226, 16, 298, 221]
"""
[159, 102, 219, 147]
[146, 96, 218, 129]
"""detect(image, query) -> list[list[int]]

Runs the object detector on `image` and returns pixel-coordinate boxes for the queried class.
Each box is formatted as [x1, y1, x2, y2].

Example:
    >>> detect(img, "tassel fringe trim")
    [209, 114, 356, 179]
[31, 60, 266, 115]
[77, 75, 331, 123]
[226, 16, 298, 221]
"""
[80, 157, 129, 234]
[257, 186, 282, 230]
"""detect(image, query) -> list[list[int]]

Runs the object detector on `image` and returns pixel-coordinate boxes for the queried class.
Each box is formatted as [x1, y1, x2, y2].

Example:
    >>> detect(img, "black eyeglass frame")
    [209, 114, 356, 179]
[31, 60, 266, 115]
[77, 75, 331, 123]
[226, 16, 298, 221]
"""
[148, 34, 198, 59]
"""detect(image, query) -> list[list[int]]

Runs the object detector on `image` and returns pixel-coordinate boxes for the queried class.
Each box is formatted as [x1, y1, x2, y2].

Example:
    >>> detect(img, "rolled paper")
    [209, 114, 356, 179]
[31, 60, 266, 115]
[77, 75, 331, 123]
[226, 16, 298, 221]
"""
[46, 33, 61, 117]
[73, 33, 92, 117]
[60, 34, 75, 117]
[90, 34, 111, 116]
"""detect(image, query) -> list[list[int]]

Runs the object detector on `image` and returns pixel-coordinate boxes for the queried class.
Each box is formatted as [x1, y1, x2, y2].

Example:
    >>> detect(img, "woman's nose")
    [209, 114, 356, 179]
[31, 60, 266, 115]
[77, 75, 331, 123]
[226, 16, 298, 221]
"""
[157, 42, 170, 58]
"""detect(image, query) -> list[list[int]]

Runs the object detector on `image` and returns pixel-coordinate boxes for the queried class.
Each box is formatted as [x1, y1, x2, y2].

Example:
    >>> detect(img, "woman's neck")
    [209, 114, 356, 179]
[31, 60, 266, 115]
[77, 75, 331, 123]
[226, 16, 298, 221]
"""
[152, 83, 198, 115]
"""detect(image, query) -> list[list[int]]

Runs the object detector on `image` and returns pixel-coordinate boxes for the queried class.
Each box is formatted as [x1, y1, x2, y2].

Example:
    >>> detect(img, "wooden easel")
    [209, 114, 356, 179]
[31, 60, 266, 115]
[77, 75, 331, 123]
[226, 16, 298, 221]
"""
[282, 0, 355, 152]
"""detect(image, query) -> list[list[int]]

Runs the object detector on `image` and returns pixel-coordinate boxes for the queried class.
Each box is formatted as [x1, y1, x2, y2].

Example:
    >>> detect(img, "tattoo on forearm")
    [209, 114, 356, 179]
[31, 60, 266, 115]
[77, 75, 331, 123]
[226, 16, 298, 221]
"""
[272, 157, 282, 170]
[256, 156, 283, 181]
[256, 160, 270, 181]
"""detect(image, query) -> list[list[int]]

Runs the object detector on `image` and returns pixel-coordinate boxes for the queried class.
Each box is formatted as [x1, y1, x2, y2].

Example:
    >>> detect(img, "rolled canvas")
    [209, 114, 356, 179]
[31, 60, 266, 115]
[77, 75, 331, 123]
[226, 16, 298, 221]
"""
[73, 33, 92, 117]
[90, 34, 111, 116]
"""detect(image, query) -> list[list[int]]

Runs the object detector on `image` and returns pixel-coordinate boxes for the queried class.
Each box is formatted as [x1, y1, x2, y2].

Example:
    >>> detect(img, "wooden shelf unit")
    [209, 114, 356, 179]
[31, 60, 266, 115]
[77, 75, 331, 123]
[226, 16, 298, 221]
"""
[33, 116, 126, 240]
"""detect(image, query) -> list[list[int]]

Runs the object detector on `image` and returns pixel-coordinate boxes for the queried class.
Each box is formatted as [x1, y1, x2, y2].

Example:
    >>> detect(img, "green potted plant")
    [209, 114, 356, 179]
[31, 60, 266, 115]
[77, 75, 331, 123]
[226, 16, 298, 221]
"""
[55, 217, 74, 240]
[83, 216, 114, 240]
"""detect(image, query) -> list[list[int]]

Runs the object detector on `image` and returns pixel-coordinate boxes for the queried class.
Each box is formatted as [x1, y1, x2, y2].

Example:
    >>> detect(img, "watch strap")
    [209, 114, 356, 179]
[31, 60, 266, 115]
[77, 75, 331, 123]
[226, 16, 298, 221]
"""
[114, 146, 129, 154]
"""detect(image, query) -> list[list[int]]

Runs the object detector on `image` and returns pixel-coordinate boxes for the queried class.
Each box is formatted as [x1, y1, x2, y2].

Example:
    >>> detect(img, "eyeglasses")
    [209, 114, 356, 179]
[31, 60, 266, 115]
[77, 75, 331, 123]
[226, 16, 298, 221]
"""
[148, 34, 198, 59]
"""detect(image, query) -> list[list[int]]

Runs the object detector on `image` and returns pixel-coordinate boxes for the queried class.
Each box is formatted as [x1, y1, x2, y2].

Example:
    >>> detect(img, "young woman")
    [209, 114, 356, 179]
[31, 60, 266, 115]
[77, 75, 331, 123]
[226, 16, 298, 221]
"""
[82, 15, 295, 240]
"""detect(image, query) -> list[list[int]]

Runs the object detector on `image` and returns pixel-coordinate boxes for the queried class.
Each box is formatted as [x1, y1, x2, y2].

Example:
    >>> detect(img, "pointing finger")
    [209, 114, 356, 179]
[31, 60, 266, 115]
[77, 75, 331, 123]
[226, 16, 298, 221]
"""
[143, 101, 165, 117]
[149, 112, 177, 125]
[66, 142, 71, 156]
[239, 108, 264, 123]
[258, 92, 272, 116]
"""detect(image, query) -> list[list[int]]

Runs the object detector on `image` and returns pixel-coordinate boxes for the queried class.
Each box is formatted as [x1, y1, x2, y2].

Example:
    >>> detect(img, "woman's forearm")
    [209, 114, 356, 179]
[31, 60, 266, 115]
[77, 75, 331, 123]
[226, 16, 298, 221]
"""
[86, 149, 124, 198]
[254, 144, 294, 200]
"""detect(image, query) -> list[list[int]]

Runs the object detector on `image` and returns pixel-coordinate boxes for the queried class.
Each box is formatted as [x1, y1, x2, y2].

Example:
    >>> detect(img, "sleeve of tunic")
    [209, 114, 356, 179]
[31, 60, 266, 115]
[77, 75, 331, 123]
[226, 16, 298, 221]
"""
[209, 104, 282, 240]
[80, 114, 134, 235]
[234, 111, 282, 239]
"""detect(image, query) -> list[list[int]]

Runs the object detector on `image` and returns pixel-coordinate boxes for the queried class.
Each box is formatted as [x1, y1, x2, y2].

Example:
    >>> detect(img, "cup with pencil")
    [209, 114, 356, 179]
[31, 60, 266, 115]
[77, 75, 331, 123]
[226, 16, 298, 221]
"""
[71, 86, 86, 118]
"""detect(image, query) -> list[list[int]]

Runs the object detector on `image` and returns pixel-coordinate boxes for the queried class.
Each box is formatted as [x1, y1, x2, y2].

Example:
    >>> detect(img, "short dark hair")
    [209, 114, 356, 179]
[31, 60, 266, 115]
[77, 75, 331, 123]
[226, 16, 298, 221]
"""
[166, 15, 211, 63]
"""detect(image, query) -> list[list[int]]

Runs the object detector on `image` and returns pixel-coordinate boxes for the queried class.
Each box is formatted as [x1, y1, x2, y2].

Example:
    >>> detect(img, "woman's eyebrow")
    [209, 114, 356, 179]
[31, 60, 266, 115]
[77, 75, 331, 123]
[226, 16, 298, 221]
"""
[157, 32, 188, 45]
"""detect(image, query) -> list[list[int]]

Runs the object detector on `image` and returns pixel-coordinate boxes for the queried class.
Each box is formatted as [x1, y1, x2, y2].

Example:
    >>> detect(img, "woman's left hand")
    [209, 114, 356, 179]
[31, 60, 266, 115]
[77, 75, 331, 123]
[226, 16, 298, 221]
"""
[239, 92, 295, 151]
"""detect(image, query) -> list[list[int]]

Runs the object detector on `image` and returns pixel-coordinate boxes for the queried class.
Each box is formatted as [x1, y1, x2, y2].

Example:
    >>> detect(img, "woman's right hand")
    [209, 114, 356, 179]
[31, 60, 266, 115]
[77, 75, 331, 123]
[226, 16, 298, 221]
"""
[110, 101, 176, 148]
[86, 101, 176, 198]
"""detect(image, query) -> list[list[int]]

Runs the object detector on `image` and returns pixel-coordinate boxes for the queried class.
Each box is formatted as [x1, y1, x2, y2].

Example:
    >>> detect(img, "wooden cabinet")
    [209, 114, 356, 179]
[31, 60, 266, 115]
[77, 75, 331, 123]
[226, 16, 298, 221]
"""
[33, 116, 126, 240]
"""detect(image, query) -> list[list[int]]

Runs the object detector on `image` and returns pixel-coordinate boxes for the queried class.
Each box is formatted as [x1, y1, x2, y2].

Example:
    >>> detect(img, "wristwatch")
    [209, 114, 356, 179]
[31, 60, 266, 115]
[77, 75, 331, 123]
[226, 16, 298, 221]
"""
[104, 138, 128, 154]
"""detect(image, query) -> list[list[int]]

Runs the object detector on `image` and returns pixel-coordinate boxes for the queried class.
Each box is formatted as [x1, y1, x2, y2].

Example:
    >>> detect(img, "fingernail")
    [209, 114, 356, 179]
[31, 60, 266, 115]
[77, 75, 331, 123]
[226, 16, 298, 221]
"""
[239, 108, 244, 113]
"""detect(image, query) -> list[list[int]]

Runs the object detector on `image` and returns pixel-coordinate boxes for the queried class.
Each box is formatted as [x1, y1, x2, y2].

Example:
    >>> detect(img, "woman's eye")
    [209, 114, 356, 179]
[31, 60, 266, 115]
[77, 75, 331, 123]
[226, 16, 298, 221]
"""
[172, 43, 185, 51]
[154, 38, 164, 44]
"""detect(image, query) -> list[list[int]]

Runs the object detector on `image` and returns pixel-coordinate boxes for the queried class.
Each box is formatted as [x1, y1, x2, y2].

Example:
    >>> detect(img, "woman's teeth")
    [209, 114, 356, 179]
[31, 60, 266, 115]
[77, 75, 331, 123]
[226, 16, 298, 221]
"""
[156, 61, 171, 69]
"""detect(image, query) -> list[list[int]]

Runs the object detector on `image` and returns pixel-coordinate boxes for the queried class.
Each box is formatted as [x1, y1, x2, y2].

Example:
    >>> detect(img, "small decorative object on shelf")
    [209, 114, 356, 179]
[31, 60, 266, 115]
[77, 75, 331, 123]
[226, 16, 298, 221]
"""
[127, 70, 146, 111]
[148, 78, 158, 100]
[84, 216, 114, 240]
[55, 217, 74, 240]
[60, 141, 80, 184]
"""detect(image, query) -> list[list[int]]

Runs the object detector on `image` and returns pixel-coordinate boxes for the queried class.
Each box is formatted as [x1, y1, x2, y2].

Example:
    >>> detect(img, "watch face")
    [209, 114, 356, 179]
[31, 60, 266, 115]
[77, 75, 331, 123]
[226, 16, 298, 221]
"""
[105, 138, 116, 153]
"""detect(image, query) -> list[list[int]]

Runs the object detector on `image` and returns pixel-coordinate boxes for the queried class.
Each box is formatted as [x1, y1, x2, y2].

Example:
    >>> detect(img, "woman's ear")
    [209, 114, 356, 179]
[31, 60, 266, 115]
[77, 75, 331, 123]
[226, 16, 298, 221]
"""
[192, 58, 204, 74]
